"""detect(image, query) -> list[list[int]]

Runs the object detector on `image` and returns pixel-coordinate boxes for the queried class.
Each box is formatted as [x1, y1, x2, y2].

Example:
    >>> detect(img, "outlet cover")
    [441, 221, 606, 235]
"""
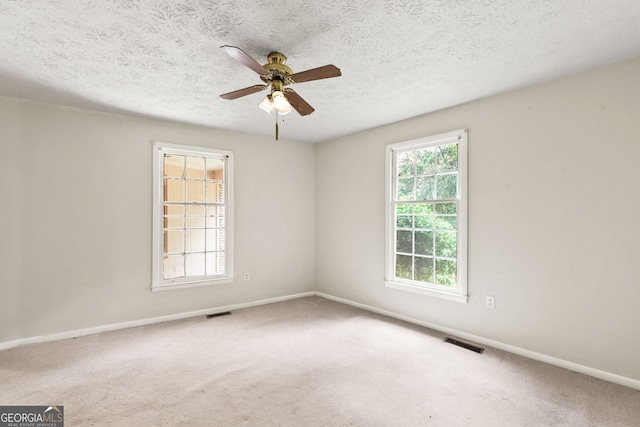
[485, 295, 495, 309]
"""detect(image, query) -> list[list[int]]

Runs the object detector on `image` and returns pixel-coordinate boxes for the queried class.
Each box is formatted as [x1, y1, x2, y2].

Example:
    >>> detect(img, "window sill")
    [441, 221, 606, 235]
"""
[385, 280, 468, 303]
[152, 277, 234, 292]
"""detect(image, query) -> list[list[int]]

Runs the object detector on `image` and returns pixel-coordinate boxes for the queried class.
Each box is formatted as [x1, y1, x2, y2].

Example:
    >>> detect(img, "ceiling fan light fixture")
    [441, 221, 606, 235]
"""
[271, 90, 292, 115]
[259, 94, 274, 114]
[259, 91, 292, 115]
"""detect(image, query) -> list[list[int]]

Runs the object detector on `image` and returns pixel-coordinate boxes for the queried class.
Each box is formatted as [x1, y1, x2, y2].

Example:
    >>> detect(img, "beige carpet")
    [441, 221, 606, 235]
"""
[1, 296, 639, 426]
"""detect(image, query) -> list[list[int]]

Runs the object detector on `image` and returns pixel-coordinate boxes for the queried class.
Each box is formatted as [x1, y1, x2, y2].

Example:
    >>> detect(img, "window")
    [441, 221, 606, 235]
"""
[152, 142, 234, 291]
[385, 129, 467, 303]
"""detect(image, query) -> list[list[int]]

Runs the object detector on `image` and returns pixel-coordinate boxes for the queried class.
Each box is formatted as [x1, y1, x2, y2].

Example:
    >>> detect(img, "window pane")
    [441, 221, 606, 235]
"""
[396, 255, 412, 280]
[186, 205, 205, 216]
[435, 231, 457, 258]
[163, 255, 184, 279]
[416, 176, 434, 200]
[415, 203, 434, 229]
[206, 205, 225, 227]
[435, 259, 457, 286]
[396, 230, 413, 253]
[215, 206, 225, 226]
[415, 257, 434, 283]
[165, 230, 184, 253]
[435, 202, 456, 214]
[165, 205, 184, 216]
[397, 152, 414, 177]
[396, 204, 413, 215]
[186, 229, 205, 253]
[165, 179, 184, 202]
[397, 177, 415, 201]
[435, 215, 457, 230]
[164, 215, 184, 228]
[436, 173, 457, 200]
[206, 230, 215, 252]
[164, 155, 184, 178]
[414, 204, 432, 215]
[185, 253, 205, 276]
[186, 206, 206, 228]
[415, 148, 436, 175]
[437, 144, 458, 172]
[206, 158, 225, 180]
[414, 215, 433, 229]
[186, 216, 205, 228]
[217, 229, 225, 249]
[206, 229, 225, 251]
[186, 180, 205, 203]
[205, 214, 219, 229]
[206, 181, 224, 203]
[206, 252, 225, 275]
[185, 156, 205, 179]
[415, 231, 433, 255]
[396, 215, 412, 228]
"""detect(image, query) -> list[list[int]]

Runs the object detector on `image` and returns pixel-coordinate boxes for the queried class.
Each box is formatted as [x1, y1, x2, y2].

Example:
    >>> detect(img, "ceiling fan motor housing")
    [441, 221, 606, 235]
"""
[261, 52, 293, 86]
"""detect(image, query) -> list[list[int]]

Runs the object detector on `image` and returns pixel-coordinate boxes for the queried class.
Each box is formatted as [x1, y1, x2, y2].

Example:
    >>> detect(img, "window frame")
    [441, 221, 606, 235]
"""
[152, 141, 234, 291]
[384, 129, 468, 303]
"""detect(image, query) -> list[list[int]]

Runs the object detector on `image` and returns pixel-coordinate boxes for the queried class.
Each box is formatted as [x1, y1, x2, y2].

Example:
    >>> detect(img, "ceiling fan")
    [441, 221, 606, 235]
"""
[219, 45, 341, 118]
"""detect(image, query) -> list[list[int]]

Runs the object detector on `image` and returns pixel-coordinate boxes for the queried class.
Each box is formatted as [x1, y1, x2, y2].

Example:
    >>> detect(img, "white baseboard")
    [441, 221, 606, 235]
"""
[315, 292, 640, 392]
[2, 289, 638, 392]
[0, 292, 315, 351]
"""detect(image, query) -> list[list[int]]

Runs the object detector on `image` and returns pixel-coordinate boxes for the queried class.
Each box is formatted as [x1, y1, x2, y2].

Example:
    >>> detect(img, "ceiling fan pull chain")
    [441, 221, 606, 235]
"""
[275, 111, 279, 141]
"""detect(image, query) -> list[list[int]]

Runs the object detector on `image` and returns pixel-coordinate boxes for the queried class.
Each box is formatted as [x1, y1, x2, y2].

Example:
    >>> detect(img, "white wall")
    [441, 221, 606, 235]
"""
[315, 57, 640, 381]
[2, 56, 639, 384]
[0, 97, 316, 342]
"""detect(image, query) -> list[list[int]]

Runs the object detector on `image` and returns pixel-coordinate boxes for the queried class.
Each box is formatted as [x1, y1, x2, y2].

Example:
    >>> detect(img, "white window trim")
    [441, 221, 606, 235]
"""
[384, 129, 468, 303]
[152, 141, 234, 291]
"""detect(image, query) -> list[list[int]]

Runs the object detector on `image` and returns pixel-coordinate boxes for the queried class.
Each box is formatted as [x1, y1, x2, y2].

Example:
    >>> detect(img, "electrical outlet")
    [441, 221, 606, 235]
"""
[485, 295, 495, 309]
[244, 273, 250, 281]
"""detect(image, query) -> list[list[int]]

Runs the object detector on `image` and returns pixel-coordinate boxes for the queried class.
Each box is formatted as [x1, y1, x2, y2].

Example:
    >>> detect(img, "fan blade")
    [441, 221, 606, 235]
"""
[290, 65, 341, 83]
[220, 85, 267, 100]
[220, 45, 268, 75]
[284, 89, 315, 116]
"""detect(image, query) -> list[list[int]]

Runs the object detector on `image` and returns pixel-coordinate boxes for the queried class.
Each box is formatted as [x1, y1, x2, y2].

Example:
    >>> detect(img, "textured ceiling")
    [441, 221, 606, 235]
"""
[1, 0, 640, 143]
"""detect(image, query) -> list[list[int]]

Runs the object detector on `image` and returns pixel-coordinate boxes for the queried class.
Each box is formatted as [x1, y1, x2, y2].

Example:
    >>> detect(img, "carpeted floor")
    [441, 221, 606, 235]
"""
[1, 296, 639, 426]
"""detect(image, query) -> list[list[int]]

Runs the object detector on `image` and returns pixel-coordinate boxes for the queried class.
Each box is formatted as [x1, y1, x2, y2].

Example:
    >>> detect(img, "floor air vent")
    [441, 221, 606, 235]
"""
[444, 337, 484, 354]
[206, 311, 231, 319]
